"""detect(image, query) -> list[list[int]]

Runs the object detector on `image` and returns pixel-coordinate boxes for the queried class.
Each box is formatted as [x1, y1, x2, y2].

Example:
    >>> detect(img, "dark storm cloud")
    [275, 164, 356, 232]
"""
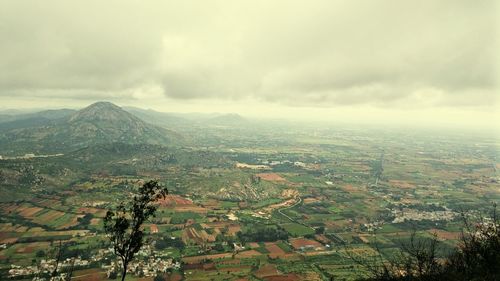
[0, 0, 497, 107]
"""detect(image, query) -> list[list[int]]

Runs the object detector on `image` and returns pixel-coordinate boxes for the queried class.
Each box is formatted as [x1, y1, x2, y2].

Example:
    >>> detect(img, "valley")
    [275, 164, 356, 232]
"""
[0, 102, 498, 280]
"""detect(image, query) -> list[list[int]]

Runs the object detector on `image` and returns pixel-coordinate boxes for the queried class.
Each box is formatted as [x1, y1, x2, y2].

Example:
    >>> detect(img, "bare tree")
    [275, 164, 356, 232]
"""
[64, 257, 75, 281]
[346, 229, 443, 281]
[447, 203, 500, 281]
[344, 233, 398, 280]
[347, 204, 500, 281]
[397, 232, 442, 280]
[51, 240, 64, 278]
[104, 180, 167, 281]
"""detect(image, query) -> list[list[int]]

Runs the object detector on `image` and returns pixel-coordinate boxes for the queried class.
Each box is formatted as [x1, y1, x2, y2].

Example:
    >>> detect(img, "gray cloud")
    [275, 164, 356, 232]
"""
[0, 0, 497, 108]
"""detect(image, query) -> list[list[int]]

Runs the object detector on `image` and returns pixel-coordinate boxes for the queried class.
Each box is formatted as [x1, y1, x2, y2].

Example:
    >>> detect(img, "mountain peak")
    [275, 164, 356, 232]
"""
[63, 101, 180, 147]
[0, 101, 182, 153]
[208, 113, 246, 125]
[69, 101, 136, 123]
[85, 101, 121, 109]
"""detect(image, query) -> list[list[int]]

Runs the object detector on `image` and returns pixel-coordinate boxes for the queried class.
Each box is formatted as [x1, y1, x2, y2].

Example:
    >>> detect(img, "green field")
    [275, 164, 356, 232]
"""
[280, 223, 315, 236]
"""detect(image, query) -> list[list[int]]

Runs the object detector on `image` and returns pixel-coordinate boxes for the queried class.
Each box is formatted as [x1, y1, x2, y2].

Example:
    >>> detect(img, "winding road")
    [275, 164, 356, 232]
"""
[276, 197, 315, 230]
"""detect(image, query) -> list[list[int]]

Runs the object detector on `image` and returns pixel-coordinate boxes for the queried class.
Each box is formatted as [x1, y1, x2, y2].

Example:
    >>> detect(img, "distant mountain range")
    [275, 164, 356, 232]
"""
[122, 106, 192, 128]
[207, 113, 247, 125]
[0, 104, 247, 127]
[0, 109, 76, 126]
[0, 102, 182, 154]
[122, 106, 247, 127]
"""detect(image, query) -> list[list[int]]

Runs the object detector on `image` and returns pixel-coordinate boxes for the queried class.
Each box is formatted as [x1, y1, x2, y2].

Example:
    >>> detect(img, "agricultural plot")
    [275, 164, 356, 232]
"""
[1, 125, 498, 280]
[280, 223, 315, 237]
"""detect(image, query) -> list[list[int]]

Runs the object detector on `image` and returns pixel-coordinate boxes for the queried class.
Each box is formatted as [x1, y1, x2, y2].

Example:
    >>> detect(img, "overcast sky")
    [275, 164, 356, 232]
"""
[0, 0, 498, 128]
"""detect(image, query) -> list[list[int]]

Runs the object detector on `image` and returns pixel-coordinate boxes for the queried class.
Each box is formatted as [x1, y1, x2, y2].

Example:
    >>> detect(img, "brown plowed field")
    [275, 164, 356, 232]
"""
[182, 253, 232, 264]
[265, 242, 287, 258]
[236, 249, 262, 258]
[255, 264, 279, 278]
[290, 238, 322, 249]
[256, 173, 286, 182]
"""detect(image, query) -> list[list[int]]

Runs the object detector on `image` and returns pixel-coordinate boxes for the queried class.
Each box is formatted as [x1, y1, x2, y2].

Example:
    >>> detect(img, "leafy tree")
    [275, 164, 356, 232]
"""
[154, 274, 167, 281]
[76, 213, 93, 228]
[237, 224, 288, 242]
[104, 180, 168, 281]
[213, 242, 225, 252]
[315, 226, 325, 234]
[156, 236, 184, 250]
